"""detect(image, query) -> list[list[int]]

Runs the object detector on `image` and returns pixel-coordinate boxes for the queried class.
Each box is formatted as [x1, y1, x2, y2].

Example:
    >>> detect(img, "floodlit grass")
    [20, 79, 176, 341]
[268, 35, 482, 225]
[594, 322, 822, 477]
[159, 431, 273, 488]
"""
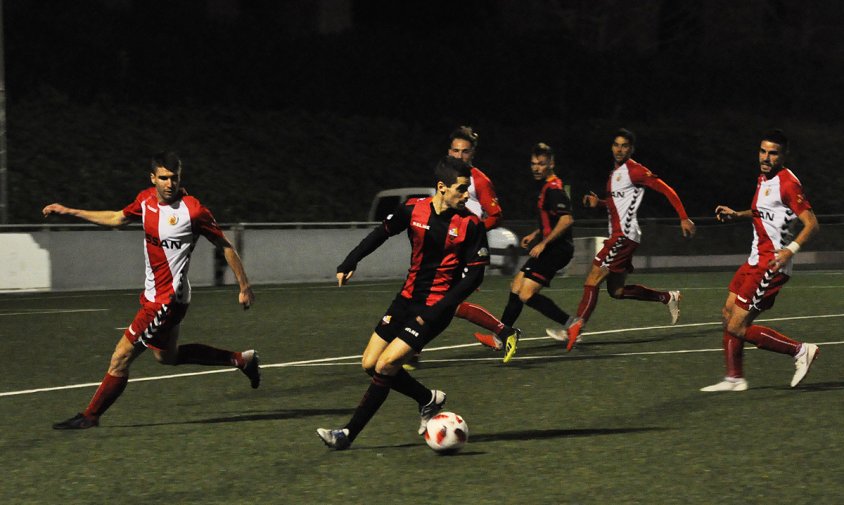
[1, 272, 842, 504]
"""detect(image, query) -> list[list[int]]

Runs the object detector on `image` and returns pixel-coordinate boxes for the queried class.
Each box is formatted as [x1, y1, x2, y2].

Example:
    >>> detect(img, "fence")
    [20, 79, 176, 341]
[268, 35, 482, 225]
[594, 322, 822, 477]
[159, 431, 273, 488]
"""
[1, 216, 842, 292]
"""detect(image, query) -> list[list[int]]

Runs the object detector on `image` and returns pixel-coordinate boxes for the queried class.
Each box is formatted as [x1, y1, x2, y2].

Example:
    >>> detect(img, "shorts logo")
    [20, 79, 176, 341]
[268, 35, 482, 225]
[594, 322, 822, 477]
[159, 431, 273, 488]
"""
[404, 326, 420, 338]
[478, 247, 489, 258]
[168, 214, 179, 225]
[380, 315, 392, 325]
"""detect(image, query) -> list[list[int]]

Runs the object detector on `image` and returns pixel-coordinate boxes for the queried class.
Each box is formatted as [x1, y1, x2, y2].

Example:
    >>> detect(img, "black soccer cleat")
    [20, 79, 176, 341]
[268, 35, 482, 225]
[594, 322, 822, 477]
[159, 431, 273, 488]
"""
[53, 413, 99, 430]
[240, 350, 261, 389]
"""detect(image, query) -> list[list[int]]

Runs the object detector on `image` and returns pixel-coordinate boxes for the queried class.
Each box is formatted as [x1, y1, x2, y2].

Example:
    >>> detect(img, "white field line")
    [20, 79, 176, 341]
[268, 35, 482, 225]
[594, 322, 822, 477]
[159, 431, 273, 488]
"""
[0, 309, 108, 316]
[2, 313, 843, 398]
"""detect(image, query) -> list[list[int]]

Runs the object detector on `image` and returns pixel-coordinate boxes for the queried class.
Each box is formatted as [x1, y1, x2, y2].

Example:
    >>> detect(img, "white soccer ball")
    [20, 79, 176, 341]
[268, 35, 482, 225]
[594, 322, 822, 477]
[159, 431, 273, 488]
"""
[424, 411, 468, 454]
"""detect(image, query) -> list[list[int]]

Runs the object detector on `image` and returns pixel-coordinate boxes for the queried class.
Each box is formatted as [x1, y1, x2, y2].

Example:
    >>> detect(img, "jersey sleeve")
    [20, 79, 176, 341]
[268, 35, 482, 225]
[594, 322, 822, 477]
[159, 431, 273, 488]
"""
[382, 199, 413, 236]
[337, 201, 412, 273]
[194, 205, 226, 242]
[461, 218, 490, 267]
[780, 172, 813, 215]
[543, 185, 573, 216]
[121, 190, 148, 221]
[629, 164, 689, 220]
[472, 169, 503, 229]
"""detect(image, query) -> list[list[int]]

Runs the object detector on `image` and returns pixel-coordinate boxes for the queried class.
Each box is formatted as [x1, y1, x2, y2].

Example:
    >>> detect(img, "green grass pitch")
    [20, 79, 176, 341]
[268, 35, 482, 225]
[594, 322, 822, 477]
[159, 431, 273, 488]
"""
[1, 271, 842, 504]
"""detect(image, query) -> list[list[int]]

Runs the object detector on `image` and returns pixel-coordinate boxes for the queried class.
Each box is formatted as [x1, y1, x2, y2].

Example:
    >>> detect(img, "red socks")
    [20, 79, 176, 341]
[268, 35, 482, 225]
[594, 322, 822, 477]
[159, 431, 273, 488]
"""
[743, 325, 801, 356]
[455, 302, 506, 335]
[723, 331, 744, 378]
[576, 285, 600, 323]
[83, 373, 129, 419]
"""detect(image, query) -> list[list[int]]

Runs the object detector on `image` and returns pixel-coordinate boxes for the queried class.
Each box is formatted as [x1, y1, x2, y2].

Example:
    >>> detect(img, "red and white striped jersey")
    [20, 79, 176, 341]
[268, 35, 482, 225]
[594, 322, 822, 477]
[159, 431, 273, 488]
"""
[123, 188, 225, 304]
[603, 159, 688, 243]
[747, 168, 812, 275]
[465, 167, 502, 230]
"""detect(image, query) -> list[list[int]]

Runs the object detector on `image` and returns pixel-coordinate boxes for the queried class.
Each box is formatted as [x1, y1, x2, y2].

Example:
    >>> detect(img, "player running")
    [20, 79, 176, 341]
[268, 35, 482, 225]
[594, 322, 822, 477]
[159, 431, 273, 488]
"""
[474, 143, 576, 356]
[701, 129, 820, 391]
[559, 128, 696, 350]
[46, 152, 259, 430]
[407, 126, 519, 368]
[317, 156, 489, 450]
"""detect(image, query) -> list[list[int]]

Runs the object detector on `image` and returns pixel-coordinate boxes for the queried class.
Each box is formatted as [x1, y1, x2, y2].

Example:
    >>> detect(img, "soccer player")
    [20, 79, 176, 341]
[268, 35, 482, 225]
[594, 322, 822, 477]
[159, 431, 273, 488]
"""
[407, 126, 518, 368]
[701, 129, 820, 391]
[474, 143, 576, 356]
[46, 152, 260, 430]
[560, 128, 696, 350]
[317, 156, 489, 450]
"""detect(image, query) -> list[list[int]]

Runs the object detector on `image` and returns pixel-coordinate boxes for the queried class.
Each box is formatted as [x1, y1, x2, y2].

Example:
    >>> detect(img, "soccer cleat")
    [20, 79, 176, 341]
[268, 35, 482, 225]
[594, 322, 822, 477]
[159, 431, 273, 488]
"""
[402, 352, 420, 371]
[52, 413, 99, 430]
[790, 343, 819, 387]
[565, 317, 584, 352]
[316, 428, 351, 450]
[502, 328, 521, 364]
[240, 350, 261, 389]
[417, 390, 446, 435]
[474, 332, 503, 350]
[700, 377, 748, 392]
[667, 291, 682, 325]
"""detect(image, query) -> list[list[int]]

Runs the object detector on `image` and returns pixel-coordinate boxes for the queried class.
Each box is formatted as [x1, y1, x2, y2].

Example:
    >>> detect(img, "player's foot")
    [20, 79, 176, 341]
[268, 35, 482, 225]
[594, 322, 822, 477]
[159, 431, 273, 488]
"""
[316, 428, 351, 450]
[565, 317, 584, 352]
[700, 377, 748, 392]
[52, 413, 99, 430]
[790, 343, 819, 387]
[502, 328, 521, 364]
[473, 332, 503, 350]
[667, 291, 682, 325]
[547, 317, 583, 344]
[240, 350, 261, 389]
[417, 389, 446, 435]
[402, 353, 420, 371]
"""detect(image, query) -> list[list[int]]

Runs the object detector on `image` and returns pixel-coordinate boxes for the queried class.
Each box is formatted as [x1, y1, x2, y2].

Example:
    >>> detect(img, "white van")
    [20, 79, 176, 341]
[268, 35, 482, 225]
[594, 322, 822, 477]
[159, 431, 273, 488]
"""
[368, 187, 521, 274]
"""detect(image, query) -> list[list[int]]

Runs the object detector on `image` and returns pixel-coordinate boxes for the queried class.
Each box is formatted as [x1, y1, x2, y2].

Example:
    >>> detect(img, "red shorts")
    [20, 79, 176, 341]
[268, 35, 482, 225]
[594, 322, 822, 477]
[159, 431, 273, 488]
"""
[729, 262, 790, 312]
[593, 236, 638, 274]
[124, 296, 189, 350]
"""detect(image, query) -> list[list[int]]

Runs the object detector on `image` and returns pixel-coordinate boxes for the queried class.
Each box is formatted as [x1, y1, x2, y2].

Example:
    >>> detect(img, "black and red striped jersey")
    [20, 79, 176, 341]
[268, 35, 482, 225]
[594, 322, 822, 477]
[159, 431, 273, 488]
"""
[536, 175, 573, 248]
[339, 196, 489, 307]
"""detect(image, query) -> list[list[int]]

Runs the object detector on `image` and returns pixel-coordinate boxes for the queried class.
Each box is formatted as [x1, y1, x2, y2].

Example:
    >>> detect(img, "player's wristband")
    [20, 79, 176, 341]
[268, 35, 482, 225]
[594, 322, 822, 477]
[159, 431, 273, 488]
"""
[784, 242, 801, 255]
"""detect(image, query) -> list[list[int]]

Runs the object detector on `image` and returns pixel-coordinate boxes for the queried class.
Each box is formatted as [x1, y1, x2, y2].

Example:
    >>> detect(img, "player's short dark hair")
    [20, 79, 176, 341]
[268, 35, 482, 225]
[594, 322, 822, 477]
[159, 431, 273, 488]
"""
[151, 152, 182, 173]
[761, 129, 789, 152]
[435, 156, 472, 187]
[613, 128, 636, 146]
[449, 126, 479, 149]
[531, 142, 555, 159]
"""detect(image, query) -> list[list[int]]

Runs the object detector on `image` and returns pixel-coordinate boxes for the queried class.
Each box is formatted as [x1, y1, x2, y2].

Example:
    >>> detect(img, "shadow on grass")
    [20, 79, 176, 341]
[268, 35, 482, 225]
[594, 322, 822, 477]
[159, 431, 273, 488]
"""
[470, 426, 668, 443]
[115, 408, 356, 427]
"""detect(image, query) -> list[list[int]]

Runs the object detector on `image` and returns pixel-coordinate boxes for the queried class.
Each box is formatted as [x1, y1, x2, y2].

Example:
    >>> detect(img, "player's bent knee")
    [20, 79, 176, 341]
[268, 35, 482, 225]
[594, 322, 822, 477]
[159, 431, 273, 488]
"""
[608, 287, 624, 299]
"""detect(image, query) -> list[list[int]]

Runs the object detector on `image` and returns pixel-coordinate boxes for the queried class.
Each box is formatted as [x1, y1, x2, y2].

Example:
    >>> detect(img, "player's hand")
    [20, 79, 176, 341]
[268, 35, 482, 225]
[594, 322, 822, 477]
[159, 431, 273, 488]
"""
[337, 271, 354, 286]
[582, 191, 599, 208]
[529, 242, 546, 258]
[520, 232, 537, 249]
[767, 249, 793, 273]
[680, 218, 696, 238]
[715, 205, 736, 222]
[42, 203, 72, 217]
[239, 286, 255, 310]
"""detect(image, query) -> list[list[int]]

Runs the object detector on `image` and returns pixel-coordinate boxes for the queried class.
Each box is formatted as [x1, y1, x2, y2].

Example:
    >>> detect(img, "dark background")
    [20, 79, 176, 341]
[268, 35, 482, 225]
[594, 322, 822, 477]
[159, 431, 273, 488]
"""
[5, 0, 844, 223]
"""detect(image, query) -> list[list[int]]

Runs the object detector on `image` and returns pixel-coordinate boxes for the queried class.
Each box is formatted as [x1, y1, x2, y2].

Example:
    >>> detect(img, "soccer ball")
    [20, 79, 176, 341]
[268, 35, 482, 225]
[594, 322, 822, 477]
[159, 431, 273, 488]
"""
[424, 412, 468, 454]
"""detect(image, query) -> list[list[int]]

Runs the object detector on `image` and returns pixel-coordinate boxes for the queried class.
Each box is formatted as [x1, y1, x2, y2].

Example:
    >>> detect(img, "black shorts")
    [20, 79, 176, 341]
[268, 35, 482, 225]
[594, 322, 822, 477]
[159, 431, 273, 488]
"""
[373, 295, 455, 352]
[521, 243, 573, 287]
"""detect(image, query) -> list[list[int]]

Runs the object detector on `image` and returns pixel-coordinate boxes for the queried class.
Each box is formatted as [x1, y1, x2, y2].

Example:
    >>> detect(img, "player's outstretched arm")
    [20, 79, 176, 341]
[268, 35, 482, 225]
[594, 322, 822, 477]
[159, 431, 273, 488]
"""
[42, 203, 128, 228]
[714, 205, 752, 222]
[582, 191, 604, 208]
[212, 234, 254, 309]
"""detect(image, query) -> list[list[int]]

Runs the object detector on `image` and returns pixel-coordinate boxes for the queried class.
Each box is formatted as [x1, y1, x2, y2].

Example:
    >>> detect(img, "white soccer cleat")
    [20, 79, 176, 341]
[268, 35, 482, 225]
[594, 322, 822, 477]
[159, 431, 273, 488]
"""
[790, 343, 819, 387]
[547, 317, 583, 343]
[700, 377, 748, 392]
[667, 291, 682, 325]
[418, 390, 446, 435]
